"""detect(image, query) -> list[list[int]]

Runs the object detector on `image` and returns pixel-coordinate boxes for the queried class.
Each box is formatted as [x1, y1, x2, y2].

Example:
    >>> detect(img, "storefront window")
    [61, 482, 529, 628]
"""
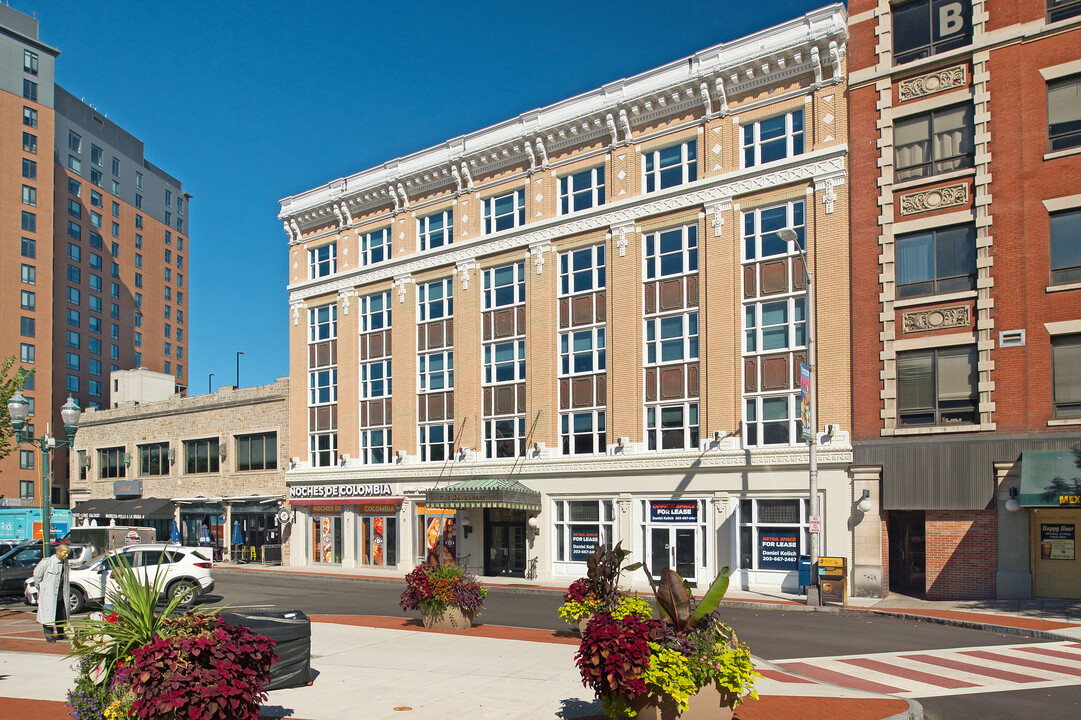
[357, 502, 399, 567]
[416, 506, 458, 566]
[738, 498, 808, 572]
[311, 506, 343, 564]
[180, 510, 224, 562]
[554, 500, 615, 562]
[230, 510, 280, 561]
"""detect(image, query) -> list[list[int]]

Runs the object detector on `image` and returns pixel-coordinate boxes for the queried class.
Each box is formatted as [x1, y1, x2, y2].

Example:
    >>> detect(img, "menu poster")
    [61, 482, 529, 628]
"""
[758, 531, 799, 570]
[1040, 523, 1075, 561]
[571, 527, 600, 561]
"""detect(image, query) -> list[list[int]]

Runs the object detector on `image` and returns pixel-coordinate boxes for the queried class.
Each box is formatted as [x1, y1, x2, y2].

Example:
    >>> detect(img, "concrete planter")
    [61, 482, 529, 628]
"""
[627, 685, 736, 720]
[421, 605, 474, 631]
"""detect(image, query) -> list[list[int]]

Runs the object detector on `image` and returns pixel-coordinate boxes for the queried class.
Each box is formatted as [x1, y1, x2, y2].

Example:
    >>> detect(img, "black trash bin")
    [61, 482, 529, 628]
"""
[221, 610, 312, 690]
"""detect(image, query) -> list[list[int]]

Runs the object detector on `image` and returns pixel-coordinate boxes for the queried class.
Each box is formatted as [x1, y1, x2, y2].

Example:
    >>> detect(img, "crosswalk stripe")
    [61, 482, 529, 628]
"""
[899, 653, 1039, 684]
[962, 650, 1081, 677]
[839, 657, 977, 688]
[1017, 646, 1081, 663]
[779, 661, 906, 694]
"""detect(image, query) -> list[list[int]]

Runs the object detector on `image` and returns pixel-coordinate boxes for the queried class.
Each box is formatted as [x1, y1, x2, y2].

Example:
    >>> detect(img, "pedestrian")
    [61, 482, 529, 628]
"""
[33, 544, 71, 643]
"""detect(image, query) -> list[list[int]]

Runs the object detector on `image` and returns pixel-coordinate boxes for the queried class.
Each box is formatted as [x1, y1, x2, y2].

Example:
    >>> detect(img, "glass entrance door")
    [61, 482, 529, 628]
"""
[648, 526, 698, 583]
[484, 509, 526, 576]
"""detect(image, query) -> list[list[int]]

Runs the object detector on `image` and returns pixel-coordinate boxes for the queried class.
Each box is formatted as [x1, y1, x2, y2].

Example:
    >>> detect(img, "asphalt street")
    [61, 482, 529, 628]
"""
[208, 570, 1081, 720]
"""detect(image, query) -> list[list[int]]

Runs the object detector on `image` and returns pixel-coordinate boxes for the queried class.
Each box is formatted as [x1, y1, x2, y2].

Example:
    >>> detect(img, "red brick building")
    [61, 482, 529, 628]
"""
[848, 0, 1081, 600]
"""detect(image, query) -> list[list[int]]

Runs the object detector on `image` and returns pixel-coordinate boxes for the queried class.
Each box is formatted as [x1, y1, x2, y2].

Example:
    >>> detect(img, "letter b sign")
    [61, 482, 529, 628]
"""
[938, 2, 966, 39]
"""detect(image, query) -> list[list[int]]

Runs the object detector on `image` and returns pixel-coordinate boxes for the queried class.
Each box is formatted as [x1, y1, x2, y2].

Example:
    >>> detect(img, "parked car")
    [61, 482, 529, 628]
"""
[24, 543, 214, 613]
[63, 526, 156, 557]
[1, 542, 93, 597]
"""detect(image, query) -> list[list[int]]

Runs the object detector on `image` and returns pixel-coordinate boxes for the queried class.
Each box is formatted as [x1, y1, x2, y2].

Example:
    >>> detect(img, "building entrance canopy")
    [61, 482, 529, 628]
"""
[1020, 450, 1081, 507]
[425, 478, 541, 512]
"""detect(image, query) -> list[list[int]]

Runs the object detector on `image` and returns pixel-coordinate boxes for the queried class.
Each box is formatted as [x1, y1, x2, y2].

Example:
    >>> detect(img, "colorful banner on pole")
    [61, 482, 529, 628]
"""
[800, 363, 811, 442]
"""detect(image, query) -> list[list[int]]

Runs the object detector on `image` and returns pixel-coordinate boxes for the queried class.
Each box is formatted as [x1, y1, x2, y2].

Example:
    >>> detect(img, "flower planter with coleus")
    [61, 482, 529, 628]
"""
[575, 565, 759, 719]
[400, 561, 488, 628]
[65, 553, 276, 720]
[558, 542, 638, 629]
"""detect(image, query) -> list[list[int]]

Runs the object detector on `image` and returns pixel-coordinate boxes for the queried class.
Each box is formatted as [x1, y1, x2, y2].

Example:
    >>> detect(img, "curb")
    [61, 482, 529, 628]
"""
[845, 607, 1081, 642]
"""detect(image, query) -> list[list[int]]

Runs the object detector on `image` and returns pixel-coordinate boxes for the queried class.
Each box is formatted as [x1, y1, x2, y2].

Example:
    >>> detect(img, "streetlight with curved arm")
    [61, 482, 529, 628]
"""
[7, 391, 81, 556]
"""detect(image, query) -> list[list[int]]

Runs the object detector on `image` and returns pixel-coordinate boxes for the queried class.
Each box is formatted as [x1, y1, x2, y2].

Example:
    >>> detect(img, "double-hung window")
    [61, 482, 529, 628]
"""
[419, 351, 453, 392]
[742, 110, 805, 167]
[484, 341, 525, 384]
[561, 328, 606, 375]
[483, 262, 526, 309]
[645, 225, 698, 280]
[1050, 208, 1081, 285]
[897, 346, 978, 426]
[361, 359, 391, 400]
[894, 104, 974, 181]
[895, 224, 976, 299]
[559, 167, 605, 214]
[645, 314, 698, 365]
[1048, 75, 1081, 153]
[1052, 335, 1081, 419]
[645, 404, 699, 451]
[22, 106, 36, 127]
[892, 0, 972, 65]
[483, 189, 526, 234]
[418, 209, 453, 251]
[361, 227, 391, 265]
[644, 141, 697, 192]
[418, 278, 452, 321]
[309, 242, 336, 278]
[1049, 0, 1081, 22]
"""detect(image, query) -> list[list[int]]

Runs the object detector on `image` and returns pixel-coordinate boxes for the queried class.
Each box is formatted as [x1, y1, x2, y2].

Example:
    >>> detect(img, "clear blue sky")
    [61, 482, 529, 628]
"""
[22, 0, 834, 392]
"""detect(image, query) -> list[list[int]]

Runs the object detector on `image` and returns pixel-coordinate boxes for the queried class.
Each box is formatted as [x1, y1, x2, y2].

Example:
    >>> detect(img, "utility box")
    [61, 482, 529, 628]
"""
[817, 556, 847, 605]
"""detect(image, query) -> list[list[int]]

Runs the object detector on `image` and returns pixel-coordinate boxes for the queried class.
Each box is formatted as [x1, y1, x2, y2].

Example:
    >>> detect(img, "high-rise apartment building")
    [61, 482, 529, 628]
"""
[849, 0, 1081, 600]
[279, 6, 852, 591]
[0, 6, 189, 509]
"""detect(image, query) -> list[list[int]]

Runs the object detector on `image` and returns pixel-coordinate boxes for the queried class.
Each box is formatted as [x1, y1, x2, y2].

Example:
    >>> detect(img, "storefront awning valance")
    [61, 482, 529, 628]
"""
[1020, 450, 1081, 507]
[72, 497, 175, 520]
[425, 478, 541, 512]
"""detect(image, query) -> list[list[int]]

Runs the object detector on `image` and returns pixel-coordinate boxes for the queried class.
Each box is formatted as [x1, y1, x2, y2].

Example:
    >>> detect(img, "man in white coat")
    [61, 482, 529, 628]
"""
[33, 544, 71, 643]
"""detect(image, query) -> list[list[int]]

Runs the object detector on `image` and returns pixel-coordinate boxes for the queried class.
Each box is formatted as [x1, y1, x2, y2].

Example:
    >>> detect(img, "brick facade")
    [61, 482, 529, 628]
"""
[848, 0, 1081, 600]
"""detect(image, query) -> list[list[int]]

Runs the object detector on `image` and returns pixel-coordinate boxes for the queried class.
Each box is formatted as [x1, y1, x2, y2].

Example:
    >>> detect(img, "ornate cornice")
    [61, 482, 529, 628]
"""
[278, 6, 848, 233]
[902, 305, 971, 333]
[288, 148, 847, 302]
[898, 183, 969, 216]
[898, 64, 967, 102]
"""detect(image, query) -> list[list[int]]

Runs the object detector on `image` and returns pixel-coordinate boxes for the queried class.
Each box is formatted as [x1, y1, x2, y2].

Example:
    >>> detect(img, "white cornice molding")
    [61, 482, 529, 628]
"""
[284, 444, 854, 483]
[278, 5, 848, 230]
[288, 147, 847, 302]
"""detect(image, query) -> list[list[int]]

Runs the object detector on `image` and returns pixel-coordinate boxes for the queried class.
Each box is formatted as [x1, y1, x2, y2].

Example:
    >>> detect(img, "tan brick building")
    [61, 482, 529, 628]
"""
[279, 6, 853, 592]
[849, 0, 1081, 599]
[67, 372, 291, 563]
[0, 6, 189, 510]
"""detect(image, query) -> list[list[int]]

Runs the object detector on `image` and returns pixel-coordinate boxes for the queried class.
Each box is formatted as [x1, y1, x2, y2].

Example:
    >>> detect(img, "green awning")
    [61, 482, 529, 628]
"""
[1020, 450, 1081, 507]
[425, 478, 541, 512]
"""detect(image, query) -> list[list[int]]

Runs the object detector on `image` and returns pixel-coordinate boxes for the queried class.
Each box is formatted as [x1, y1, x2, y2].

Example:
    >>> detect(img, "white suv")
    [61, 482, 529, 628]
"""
[25, 543, 215, 613]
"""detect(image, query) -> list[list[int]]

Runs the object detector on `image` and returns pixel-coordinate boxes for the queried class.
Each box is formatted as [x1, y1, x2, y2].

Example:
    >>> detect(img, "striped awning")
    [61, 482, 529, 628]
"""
[425, 478, 541, 512]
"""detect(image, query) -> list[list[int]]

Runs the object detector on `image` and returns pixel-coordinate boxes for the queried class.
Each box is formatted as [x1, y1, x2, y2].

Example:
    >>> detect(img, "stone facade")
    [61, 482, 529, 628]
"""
[68, 378, 292, 562]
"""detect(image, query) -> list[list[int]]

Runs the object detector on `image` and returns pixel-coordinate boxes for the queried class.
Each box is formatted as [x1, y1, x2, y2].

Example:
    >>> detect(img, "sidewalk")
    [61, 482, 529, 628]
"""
[0, 607, 919, 720]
